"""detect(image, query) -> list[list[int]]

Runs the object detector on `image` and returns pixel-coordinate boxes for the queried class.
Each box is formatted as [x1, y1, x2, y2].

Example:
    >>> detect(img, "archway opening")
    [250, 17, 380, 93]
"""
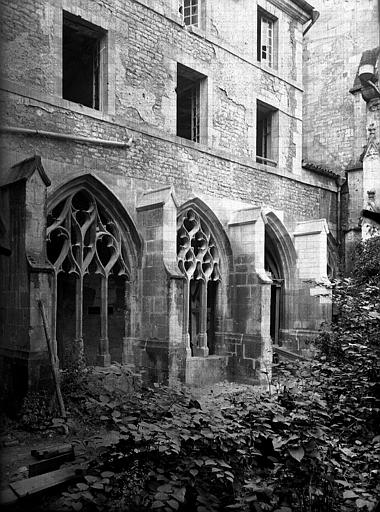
[207, 280, 218, 355]
[189, 278, 201, 355]
[56, 272, 76, 366]
[47, 188, 131, 368]
[177, 208, 221, 357]
[265, 230, 284, 345]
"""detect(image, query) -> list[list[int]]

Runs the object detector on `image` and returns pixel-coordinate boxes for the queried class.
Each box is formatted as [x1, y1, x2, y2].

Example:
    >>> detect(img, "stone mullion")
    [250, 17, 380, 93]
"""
[197, 278, 209, 357]
[51, 270, 59, 365]
[97, 274, 111, 366]
[183, 278, 192, 355]
[274, 284, 281, 345]
[75, 273, 85, 360]
[75, 220, 85, 361]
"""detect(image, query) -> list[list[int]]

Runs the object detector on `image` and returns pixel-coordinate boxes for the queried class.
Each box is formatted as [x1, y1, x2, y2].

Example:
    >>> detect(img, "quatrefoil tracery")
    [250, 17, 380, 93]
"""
[177, 209, 221, 282]
[47, 190, 130, 279]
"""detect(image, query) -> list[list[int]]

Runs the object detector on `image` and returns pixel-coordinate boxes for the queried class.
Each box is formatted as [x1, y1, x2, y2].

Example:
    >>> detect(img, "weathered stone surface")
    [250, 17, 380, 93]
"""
[0, 0, 340, 396]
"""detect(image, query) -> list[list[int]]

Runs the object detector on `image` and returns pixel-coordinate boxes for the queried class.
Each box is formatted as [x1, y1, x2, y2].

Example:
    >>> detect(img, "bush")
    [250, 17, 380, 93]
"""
[38, 238, 380, 512]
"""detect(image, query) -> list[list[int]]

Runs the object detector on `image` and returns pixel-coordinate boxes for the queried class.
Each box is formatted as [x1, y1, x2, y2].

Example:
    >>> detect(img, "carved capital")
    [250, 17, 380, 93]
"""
[369, 98, 380, 111]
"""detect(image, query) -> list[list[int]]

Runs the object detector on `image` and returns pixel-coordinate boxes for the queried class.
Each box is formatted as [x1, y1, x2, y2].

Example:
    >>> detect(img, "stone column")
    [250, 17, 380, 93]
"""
[0, 156, 55, 396]
[228, 207, 272, 381]
[75, 276, 85, 361]
[196, 279, 209, 357]
[293, 219, 332, 344]
[182, 279, 192, 356]
[136, 186, 186, 383]
[97, 275, 111, 366]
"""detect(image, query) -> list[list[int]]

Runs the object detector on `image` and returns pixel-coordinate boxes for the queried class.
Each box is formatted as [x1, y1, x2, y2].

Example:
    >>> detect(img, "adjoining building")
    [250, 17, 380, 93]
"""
[302, 0, 380, 269]
[0, 0, 339, 402]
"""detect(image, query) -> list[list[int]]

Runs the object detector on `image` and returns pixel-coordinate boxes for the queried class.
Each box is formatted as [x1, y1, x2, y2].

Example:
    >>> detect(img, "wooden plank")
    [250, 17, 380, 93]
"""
[0, 487, 18, 506]
[29, 451, 75, 477]
[31, 443, 74, 460]
[9, 466, 82, 498]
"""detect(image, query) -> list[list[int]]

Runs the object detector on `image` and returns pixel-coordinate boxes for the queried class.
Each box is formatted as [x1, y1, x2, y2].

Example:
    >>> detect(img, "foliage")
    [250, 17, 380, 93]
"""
[351, 236, 380, 283]
[43, 239, 380, 511]
[19, 389, 56, 431]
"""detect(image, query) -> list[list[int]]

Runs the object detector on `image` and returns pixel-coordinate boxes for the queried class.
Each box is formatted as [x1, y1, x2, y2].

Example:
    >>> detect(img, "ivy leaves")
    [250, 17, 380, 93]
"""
[49, 238, 380, 511]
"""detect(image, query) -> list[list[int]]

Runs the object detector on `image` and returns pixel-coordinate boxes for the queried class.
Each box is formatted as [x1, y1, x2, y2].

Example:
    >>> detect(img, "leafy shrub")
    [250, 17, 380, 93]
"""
[40, 238, 380, 511]
[19, 389, 55, 431]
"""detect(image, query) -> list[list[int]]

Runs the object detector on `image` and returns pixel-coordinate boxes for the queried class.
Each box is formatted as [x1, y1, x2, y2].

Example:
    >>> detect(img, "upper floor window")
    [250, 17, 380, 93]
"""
[63, 11, 106, 110]
[179, 0, 199, 27]
[256, 100, 278, 167]
[176, 64, 207, 143]
[257, 9, 276, 68]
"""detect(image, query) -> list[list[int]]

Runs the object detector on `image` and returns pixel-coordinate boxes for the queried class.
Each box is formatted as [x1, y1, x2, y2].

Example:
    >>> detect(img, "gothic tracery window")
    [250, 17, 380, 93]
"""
[47, 189, 130, 366]
[177, 209, 221, 356]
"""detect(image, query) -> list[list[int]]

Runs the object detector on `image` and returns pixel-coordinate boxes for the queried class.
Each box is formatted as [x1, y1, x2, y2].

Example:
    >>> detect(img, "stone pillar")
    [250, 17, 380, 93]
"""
[228, 207, 272, 381]
[136, 186, 186, 384]
[74, 276, 85, 361]
[97, 275, 111, 366]
[0, 156, 54, 399]
[293, 219, 332, 343]
[196, 280, 209, 357]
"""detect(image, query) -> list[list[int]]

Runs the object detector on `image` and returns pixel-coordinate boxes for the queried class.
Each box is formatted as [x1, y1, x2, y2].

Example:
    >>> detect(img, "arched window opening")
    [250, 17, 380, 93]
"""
[47, 189, 130, 367]
[177, 208, 221, 357]
[265, 231, 284, 346]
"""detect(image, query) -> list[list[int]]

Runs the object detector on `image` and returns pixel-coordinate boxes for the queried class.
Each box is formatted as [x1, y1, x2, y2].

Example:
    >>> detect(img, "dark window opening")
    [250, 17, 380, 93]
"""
[265, 232, 284, 345]
[88, 306, 114, 315]
[257, 9, 275, 68]
[177, 64, 205, 143]
[63, 11, 105, 109]
[207, 280, 218, 355]
[256, 101, 277, 166]
[189, 279, 201, 355]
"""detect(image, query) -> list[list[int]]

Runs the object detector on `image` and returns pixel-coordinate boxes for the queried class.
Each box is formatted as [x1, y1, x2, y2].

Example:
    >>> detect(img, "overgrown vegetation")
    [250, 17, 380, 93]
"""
[21, 238, 380, 511]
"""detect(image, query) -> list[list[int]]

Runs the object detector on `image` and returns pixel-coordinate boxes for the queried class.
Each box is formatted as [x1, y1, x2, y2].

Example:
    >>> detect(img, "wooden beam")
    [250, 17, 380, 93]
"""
[9, 466, 82, 499]
[31, 443, 74, 460]
[29, 451, 75, 477]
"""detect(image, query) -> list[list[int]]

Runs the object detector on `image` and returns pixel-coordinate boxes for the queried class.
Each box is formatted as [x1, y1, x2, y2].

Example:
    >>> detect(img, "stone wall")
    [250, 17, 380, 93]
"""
[303, 0, 379, 173]
[0, 0, 339, 393]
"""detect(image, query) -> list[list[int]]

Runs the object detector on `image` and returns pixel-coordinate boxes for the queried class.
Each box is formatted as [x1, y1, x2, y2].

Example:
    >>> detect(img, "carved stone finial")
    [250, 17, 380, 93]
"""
[363, 123, 380, 159]
[367, 189, 376, 200]
[368, 123, 376, 137]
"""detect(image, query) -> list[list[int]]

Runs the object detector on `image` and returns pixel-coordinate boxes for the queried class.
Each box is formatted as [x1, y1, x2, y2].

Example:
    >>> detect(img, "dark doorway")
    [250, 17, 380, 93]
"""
[207, 280, 218, 355]
[189, 279, 201, 355]
[56, 273, 76, 368]
[83, 273, 101, 365]
[108, 275, 127, 363]
[270, 281, 282, 344]
[265, 231, 284, 346]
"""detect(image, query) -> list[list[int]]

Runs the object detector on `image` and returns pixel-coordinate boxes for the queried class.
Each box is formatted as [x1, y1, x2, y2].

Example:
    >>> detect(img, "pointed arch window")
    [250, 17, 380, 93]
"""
[177, 208, 221, 356]
[47, 189, 130, 366]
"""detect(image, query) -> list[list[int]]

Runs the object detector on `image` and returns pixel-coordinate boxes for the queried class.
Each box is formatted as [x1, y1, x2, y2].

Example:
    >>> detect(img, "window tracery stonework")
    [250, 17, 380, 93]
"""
[177, 208, 221, 357]
[177, 209, 221, 283]
[47, 190, 129, 279]
[47, 189, 130, 366]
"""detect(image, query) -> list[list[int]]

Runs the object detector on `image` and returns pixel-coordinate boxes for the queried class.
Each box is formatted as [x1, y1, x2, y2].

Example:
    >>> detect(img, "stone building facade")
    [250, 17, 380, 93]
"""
[303, 0, 380, 268]
[0, 0, 339, 401]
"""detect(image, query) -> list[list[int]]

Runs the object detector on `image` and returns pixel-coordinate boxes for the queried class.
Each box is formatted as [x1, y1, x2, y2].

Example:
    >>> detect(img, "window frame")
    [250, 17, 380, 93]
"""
[256, 100, 278, 167]
[62, 11, 107, 112]
[178, 0, 206, 30]
[176, 63, 208, 145]
[257, 8, 278, 70]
